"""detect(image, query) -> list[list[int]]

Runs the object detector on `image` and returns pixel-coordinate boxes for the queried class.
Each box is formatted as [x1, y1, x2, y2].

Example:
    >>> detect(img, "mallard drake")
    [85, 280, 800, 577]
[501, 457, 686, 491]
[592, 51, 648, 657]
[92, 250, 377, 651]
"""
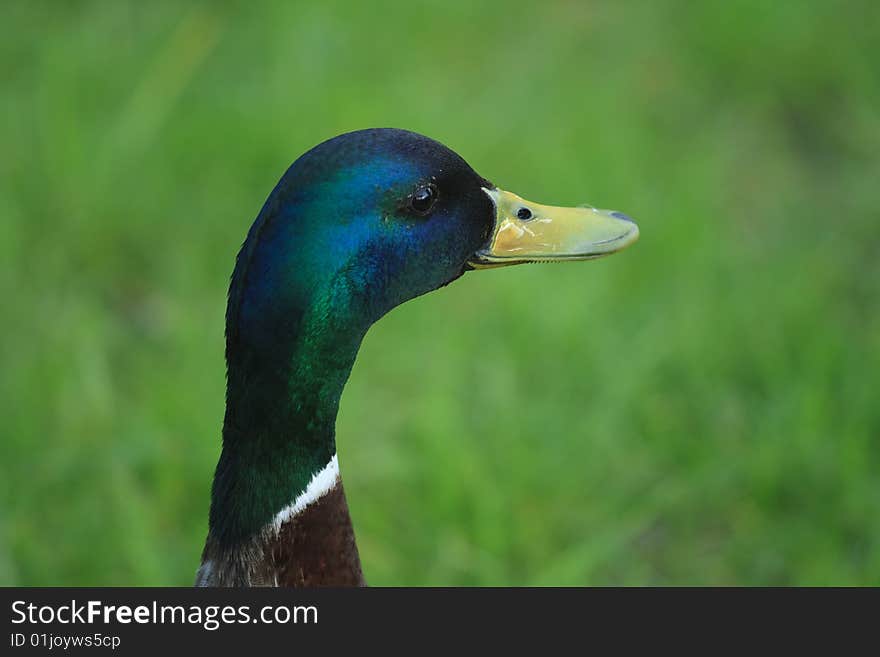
[196, 128, 638, 586]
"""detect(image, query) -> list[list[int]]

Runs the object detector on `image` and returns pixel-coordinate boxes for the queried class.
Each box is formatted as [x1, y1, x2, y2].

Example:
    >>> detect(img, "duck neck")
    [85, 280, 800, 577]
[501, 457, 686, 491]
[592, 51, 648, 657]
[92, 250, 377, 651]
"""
[201, 283, 368, 586]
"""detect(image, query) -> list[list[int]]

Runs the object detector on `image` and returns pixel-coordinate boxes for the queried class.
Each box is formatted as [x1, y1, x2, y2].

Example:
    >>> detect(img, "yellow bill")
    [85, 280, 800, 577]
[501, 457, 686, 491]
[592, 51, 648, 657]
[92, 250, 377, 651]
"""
[469, 188, 639, 268]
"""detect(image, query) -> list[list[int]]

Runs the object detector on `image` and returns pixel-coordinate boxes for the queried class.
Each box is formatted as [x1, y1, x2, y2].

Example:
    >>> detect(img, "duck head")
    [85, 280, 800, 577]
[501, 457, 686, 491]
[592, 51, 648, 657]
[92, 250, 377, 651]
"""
[230, 128, 639, 354]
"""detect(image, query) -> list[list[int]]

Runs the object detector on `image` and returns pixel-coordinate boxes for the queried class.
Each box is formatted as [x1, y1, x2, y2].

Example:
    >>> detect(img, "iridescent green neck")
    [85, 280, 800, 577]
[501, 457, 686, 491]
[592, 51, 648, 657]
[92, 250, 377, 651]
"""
[206, 173, 375, 548]
[208, 281, 367, 547]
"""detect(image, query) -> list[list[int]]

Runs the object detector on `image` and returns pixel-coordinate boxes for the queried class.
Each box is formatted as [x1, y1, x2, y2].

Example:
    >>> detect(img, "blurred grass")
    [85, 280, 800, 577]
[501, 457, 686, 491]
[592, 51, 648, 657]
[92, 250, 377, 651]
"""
[1, 0, 879, 585]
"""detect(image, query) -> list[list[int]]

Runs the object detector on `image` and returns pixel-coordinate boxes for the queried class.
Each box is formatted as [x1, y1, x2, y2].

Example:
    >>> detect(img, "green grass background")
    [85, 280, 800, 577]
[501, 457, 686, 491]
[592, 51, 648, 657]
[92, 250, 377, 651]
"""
[2, 0, 879, 585]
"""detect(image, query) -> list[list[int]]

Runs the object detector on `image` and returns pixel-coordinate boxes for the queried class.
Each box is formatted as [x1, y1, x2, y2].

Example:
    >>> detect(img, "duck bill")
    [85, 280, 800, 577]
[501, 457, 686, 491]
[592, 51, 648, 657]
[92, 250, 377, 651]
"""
[468, 187, 639, 268]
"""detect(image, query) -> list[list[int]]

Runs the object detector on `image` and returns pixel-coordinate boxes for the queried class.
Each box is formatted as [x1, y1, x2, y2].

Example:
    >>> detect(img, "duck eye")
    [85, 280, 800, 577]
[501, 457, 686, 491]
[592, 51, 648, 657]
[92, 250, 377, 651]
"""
[517, 207, 533, 220]
[410, 183, 438, 215]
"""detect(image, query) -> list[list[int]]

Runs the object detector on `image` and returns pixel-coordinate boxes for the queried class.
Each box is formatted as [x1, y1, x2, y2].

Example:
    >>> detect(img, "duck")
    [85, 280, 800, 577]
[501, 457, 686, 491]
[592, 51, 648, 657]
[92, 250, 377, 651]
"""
[195, 128, 639, 586]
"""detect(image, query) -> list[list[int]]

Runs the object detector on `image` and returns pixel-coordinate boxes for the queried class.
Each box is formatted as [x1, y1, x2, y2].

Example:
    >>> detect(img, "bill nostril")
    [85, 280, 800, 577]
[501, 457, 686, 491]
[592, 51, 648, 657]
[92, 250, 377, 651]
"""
[610, 211, 636, 224]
